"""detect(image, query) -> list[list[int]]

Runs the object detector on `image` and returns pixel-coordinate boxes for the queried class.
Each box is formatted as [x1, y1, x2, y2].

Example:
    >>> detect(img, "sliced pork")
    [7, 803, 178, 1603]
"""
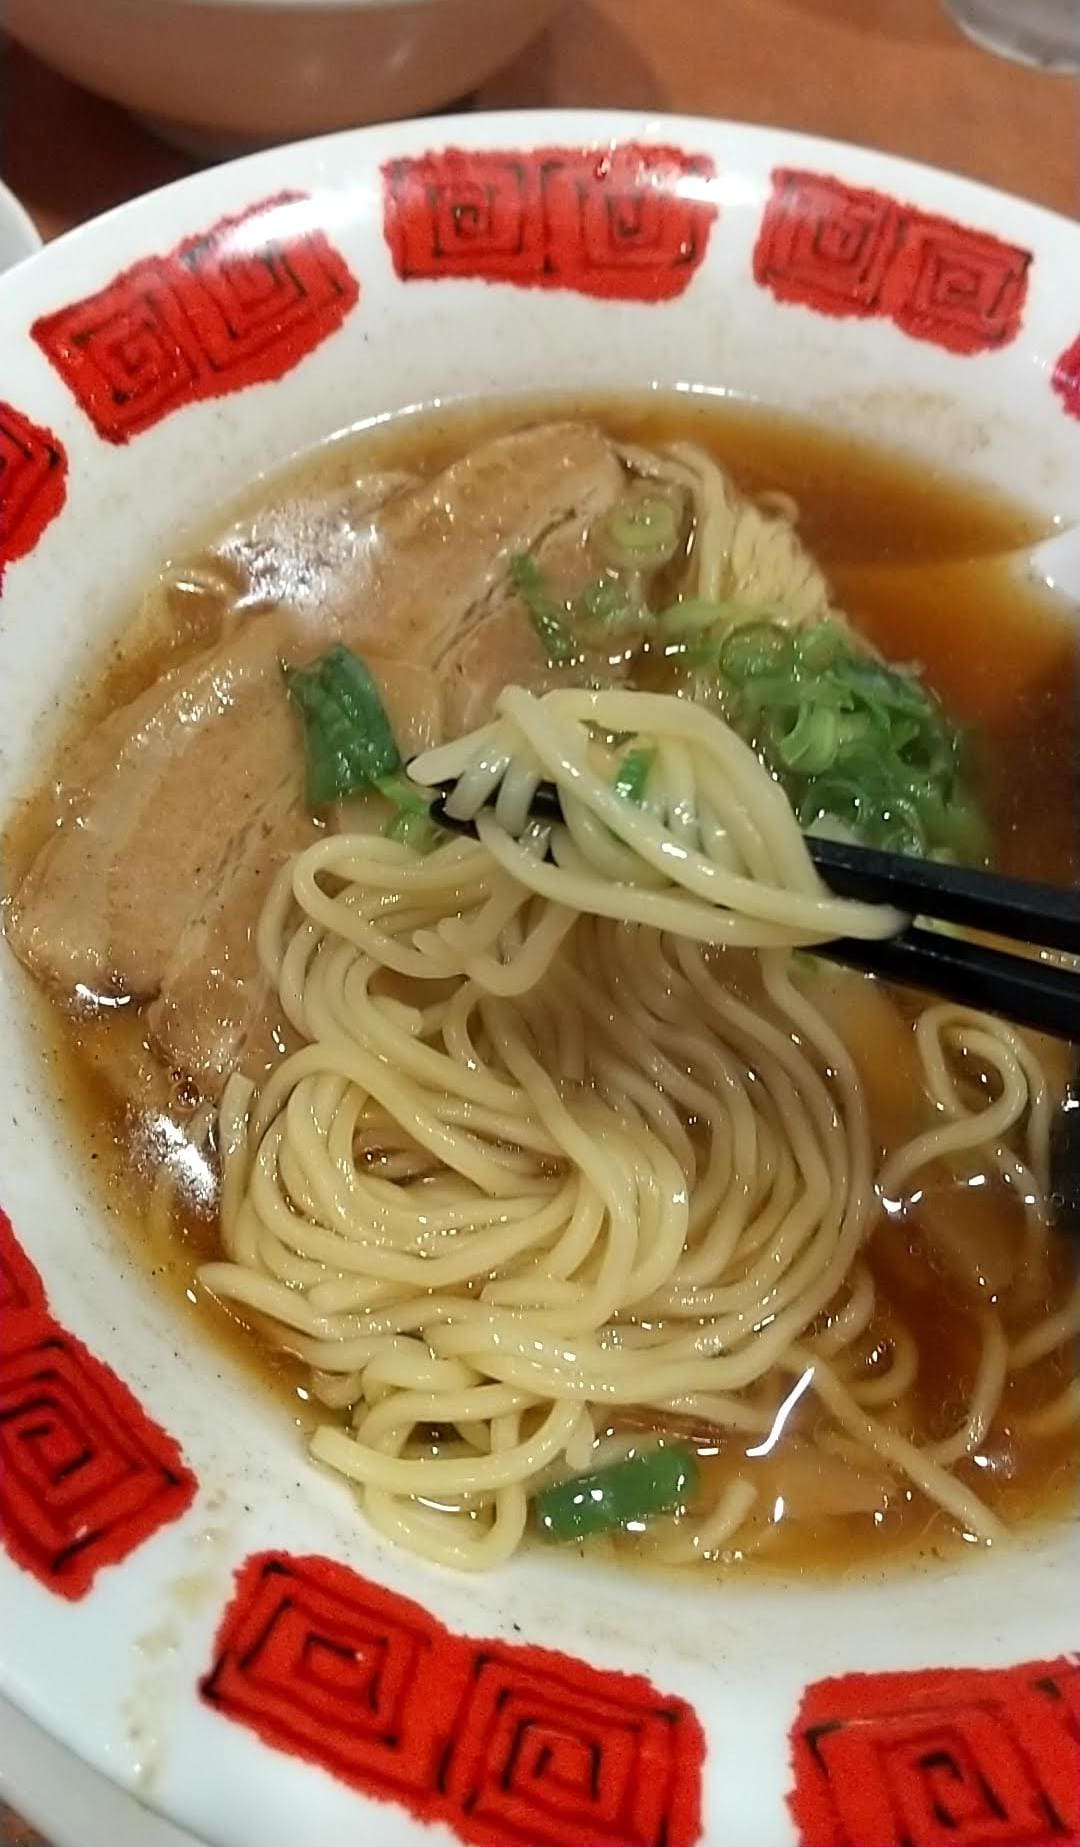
[7, 422, 628, 1090]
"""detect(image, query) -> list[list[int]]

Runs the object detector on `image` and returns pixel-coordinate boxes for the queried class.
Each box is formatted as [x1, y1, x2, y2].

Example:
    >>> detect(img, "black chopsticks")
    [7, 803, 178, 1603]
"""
[802, 836, 1080, 1039]
[804, 836, 1079, 955]
[813, 928, 1080, 1039]
[424, 779, 1080, 1041]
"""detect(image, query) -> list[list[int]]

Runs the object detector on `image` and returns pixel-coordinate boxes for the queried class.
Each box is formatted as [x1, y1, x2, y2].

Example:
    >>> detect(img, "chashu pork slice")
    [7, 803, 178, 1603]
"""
[440, 504, 636, 734]
[7, 422, 627, 1090]
[144, 656, 441, 1092]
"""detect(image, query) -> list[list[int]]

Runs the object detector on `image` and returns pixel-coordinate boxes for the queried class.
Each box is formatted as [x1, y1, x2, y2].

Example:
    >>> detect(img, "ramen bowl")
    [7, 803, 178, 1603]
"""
[0, 113, 1077, 1847]
[2, 0, 562, 153]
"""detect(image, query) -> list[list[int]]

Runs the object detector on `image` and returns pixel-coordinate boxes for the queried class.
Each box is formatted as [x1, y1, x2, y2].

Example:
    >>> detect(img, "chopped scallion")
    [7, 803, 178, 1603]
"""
[720, 620, 797, 682]
[511, 554, 576, 664]
[599, 489, 683, 571]
[612, 746, 656, 805]
[283, 644, 401, 808]
[378, 772, 441, 853]
[535, 1444, 698, 1543]
[574, 574, 653, 642]
[577, 575, 633, 626]
[283, 645, 441, 850]
[692, 615, 988, 863]
[776, 702, 842, 775]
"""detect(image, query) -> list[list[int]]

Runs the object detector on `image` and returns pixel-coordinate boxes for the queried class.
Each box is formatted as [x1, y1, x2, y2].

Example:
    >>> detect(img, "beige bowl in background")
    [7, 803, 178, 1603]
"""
[4, 0, 565, 153]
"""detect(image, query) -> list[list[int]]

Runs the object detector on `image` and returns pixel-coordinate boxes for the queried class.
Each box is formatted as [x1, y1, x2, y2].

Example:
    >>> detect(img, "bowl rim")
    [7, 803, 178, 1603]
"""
[2, 103, 1077, 306]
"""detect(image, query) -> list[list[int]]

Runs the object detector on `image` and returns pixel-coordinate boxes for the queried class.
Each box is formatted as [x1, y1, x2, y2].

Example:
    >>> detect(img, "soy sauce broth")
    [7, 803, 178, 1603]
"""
[5, 392, 1077, 1576]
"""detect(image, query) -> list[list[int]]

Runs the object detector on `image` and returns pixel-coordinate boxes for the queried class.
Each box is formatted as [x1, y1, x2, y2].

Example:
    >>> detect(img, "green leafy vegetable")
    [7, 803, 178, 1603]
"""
[536, 1443, 699, 1543]
[511, 554, 576, 664]
[283, 645, 441, 850]
[696, 617, 989, 863]
[612, 746, 656, 805]
[283, 644, 402, 807]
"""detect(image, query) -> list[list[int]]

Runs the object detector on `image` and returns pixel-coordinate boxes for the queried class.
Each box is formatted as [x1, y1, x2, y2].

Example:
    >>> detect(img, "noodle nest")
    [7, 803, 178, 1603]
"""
[201, 688, 1057, 1570]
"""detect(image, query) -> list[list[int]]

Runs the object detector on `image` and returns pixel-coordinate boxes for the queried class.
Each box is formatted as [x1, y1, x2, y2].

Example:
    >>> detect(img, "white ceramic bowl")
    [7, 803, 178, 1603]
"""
[3, 0, 562, 153]
[0, 112, 1077, 1847]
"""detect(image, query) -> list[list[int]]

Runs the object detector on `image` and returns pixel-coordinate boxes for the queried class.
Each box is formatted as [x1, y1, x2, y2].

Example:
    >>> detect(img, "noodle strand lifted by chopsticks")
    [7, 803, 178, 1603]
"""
[200, 689, 1053, 1569]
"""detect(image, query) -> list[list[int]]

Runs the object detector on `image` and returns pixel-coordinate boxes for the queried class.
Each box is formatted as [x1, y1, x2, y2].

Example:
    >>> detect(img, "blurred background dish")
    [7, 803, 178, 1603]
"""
[940, 0, 1080, 70]
[0, 176, 40, 271]
[1, 0, 565, 156]
[0, 1696, 199, 1847]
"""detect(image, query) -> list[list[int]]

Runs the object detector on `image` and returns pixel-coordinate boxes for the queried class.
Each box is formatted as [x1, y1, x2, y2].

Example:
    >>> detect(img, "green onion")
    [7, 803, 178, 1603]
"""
[875, 810, 926, 857]
[689, 614, 988, 864]
[720, 620, 797, 682]
[574, 575, 652, 643]
[658, 597, 731, 635]
[283, 644, 402, 807]
[378, 772, 441, 854]
[927, 792, 991, 863]
[659, 597, 783, 640]
[797, 776, 871, 838]
[612, 746, 656, 805]
[511, 554, 576, 664]
[776, 702, 842, 774]
[535, 1443, 699, 1543]
[283, 646, 440, 849]
[577, 575, 633, 626]
[794, 619, 847, 673]
[385, 809, 439, 853]
[599, 490, 683, 571]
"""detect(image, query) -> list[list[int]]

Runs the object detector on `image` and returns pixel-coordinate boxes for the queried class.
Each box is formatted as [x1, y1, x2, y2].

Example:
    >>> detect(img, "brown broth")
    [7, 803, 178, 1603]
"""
[4, 392, 1078, 1574]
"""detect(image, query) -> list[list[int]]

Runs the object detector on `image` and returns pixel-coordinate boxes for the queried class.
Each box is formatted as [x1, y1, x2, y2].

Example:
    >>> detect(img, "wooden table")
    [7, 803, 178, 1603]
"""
[0, 1, 1074, 1842]
[1, 0, 1077, 242]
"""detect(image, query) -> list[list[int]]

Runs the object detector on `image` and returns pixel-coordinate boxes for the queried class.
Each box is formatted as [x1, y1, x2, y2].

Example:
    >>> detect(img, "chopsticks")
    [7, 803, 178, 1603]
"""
[812, 928, 1080, 1038]
[790, 838, 1078, 1041]
[792, 836, 1080, 1038]
[425, 779, 1080, 1041]
[803, 836, 1079, 953]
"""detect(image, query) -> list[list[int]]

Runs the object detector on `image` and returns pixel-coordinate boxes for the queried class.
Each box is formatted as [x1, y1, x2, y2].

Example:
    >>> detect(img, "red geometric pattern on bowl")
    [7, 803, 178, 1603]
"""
[203, 1552, 705, 1847]
[0, 1208, 196, 1599]
[754, 169, 1031, 355]
[0, 402, 67, 593]
[788, 1656, 1080, 1846]
[0, 1207, 46, 1319]
[202, 1553, 470, 1806]
[1053, 334, 1080, 419]
[382, 143, 717, 303]
[31, 192, 359, 444]
[442, 1641, 703, 1847]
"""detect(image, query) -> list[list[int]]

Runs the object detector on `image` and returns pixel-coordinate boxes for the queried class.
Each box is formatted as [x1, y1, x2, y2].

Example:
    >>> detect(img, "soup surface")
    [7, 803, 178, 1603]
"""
[4, 393, 1077, 1578]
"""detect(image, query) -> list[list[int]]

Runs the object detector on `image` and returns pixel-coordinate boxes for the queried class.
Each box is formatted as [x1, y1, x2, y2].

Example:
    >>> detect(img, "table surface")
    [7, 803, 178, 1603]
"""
[2, 0, 1078, 240]
[0, 0, 1075, 1842]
